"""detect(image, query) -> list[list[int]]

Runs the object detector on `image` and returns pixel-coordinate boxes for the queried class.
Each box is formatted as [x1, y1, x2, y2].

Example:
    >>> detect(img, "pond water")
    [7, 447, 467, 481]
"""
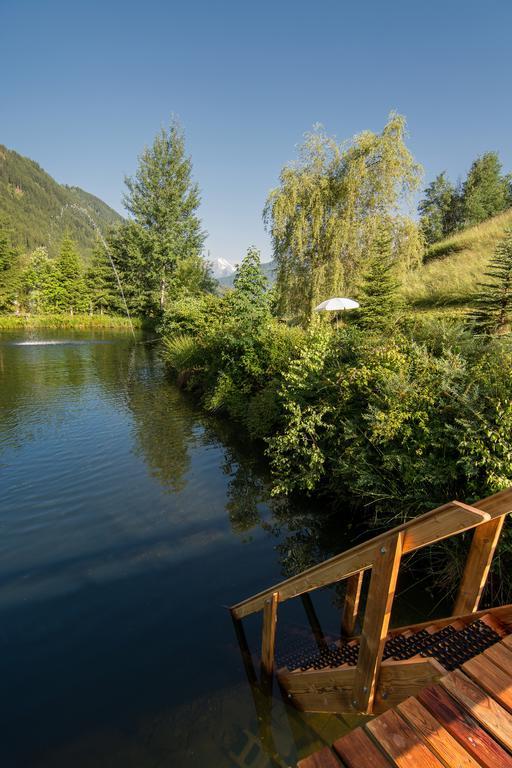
[0, 331, 428, 767]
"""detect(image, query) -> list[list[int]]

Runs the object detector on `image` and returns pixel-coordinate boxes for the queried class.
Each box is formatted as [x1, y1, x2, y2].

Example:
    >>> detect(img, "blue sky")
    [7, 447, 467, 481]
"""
[1, 0, 511, 264]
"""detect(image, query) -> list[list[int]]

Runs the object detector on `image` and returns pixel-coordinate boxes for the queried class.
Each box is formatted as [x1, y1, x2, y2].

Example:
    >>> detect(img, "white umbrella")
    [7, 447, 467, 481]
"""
[314, 297, 360, 311]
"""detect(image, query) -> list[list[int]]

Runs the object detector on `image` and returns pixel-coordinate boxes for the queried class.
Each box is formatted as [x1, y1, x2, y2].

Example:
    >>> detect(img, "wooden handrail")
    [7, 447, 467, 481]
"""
[230, 487, 512, 620]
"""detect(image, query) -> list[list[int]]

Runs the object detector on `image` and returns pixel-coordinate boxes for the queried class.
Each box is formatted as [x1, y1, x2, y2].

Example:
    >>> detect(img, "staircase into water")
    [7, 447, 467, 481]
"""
[229, 488, 512, 754]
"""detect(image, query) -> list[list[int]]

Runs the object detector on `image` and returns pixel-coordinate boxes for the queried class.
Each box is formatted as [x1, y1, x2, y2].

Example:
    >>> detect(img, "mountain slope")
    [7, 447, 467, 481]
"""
[0, 144, 122, 260]
[403, 208, 512, 307]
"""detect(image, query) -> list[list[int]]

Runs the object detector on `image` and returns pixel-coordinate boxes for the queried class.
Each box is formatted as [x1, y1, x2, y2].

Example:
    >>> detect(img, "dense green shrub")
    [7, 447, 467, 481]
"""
[268, 325, 512, 513]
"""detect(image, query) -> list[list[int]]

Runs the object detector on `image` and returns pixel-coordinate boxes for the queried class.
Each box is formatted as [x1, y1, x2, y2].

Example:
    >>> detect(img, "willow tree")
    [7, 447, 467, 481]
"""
[264, 114, 423, 323]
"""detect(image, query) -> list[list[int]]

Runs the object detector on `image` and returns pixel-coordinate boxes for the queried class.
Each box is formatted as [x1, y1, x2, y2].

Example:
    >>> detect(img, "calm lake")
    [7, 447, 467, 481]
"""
[0, 331, 426, 767]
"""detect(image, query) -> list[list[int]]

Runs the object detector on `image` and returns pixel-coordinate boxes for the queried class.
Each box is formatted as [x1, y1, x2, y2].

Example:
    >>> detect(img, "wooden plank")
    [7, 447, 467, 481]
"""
[418, 684, 512, 768]
[353, 533, 404, 714]
[341, 572, 364, 637]
[230, 498, 495, 619]
[397, 696, 481, 767]
[503, 634, 512, 651]
[462, 654, 512, 712]
[297, 746, 342, 768]
[277, 667, 356, 713]
[301, 593, 329, 651]
[454, 516, 506, 615]
[440, 669, 512, 751]
[261, 591, 278, 678]
[366, 708, 445, 767]
[279, 659, 443, 715]
[333, 727, 390, 768]
[373, 659, 446, 714]
[483, 640, 512, 674]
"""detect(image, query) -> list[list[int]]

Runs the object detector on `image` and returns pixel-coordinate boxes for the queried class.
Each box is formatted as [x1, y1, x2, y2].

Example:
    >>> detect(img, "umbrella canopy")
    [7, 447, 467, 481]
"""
[314, 297, 360, 311]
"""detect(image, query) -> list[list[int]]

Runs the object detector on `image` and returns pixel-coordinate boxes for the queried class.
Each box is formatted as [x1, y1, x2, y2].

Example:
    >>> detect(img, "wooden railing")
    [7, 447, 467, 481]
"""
[230, 487, 512, 714]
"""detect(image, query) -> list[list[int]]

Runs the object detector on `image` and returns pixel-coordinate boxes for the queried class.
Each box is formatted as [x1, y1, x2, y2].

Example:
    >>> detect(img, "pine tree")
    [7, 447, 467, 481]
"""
[418, 172, 459, 243]
[230, 247, 270, 327]
[55, 235, 88, 314]
[86, 239, 120, 314]
[355, 227, 402, 331]
[0, 219, 16, 271]
[462, 152, 510, 227]
[123, 119, 206, 309]
[470, 228, 512, 334]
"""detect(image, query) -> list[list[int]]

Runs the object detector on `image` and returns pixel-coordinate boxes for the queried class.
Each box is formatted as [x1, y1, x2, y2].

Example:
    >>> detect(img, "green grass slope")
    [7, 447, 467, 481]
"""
[0, 144, 122, 261]
[404, 208, 512, 308]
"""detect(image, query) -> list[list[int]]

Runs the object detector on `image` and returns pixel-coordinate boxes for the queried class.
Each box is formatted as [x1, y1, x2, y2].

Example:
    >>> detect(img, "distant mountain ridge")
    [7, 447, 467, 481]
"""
[0, 144, 123, 261]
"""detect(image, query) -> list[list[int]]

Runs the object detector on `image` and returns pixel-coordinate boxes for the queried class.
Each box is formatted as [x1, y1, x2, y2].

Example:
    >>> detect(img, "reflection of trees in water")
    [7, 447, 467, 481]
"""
[98, 344, 197, 493]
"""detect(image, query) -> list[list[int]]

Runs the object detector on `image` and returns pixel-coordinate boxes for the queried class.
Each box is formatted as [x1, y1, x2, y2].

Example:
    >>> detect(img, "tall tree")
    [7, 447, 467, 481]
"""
[123, 120, 206, 309]
[264, 113, 422, 323]
[229, 247, 270, 328]
[462, 152, 510, 227]
[23, 247, 60, 312]
[418, 172, 459, 243]
[0, 219, 16, 271]
[86, 238, 121, 314]
[470, 228, 512, 334]
[355, 225, 402, 331]
[55, 235, 88, 314]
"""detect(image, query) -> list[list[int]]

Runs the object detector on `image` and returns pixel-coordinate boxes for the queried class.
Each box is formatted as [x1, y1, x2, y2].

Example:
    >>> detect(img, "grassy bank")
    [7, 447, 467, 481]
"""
[403, 208, 512, 308]
[0, 314, 140, 330]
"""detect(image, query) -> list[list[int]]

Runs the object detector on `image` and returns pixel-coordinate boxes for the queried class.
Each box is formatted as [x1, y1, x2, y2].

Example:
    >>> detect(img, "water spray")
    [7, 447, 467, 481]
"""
[56, 204, 136, 340]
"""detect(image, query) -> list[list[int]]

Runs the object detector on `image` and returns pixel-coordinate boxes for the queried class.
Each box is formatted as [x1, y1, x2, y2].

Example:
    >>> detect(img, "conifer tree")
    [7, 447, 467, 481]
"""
[123, 119, 205, 309]
[230, 246, 270, 328]
[470, 228, 512, 334]
[355, 226, 402, 331]
[86, 239, 120, 314]
[55, 235, 88, 314]
[0, 219, 17, 271]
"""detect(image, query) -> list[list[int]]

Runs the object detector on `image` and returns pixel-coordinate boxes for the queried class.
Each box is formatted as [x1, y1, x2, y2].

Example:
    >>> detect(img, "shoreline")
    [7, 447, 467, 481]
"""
[0, 314, 141, 331]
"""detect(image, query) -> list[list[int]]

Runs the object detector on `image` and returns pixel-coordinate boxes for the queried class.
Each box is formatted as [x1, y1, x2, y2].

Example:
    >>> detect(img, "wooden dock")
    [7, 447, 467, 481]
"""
[299, 632, 512, 767]
[229, 488, 512, 766]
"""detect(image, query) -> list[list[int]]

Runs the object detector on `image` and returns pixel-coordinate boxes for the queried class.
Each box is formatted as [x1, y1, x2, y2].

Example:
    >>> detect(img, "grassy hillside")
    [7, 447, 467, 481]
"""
[0, 144, 122, 261]
[404, 208, 512, 308]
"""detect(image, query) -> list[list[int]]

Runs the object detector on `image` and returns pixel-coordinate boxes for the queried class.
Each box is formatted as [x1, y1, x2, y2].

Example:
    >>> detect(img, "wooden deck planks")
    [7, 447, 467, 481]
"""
[299, 633, 512, 767]
[333, 727, 391, 768]
[440, 669, 512, 751]
[462, 652, 512, 712]
[418, 684, 512, 768]
[397, 696, 480, 768]
[366, 709, 444, 767]
[483, 640, 512, 674]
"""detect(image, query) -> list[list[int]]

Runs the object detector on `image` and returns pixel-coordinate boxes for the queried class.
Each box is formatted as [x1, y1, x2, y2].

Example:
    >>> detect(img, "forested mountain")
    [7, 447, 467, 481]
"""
[0, 144, 122, 260]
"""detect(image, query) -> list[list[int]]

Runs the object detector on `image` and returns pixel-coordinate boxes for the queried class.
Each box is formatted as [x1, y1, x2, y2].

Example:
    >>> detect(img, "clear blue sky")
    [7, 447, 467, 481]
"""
[1, 0, 511, 264]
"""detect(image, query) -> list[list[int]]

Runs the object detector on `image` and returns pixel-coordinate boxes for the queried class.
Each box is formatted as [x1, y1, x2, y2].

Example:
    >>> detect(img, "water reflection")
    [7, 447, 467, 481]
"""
[1, 330, 366, 768]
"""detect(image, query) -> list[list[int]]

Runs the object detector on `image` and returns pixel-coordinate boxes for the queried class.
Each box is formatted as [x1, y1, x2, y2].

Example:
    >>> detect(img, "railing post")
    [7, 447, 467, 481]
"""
[341, 571, 364, 637]
[453, 516, 506, 615]
[261, 591, 279, 679]
[353, 532, 404, 714]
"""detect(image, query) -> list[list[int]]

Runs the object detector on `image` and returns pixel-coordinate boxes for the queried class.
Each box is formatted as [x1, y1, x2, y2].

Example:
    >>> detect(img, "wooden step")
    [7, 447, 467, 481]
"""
[397, 696, 480, 767]
[366, 708, 445, 767]
[418, 684, 512, 768]
[333, 727, 390, 768]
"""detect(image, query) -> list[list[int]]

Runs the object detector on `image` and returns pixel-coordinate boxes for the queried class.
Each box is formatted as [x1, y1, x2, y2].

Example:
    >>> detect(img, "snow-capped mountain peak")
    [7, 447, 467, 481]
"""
[209, 257, 236, 278]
